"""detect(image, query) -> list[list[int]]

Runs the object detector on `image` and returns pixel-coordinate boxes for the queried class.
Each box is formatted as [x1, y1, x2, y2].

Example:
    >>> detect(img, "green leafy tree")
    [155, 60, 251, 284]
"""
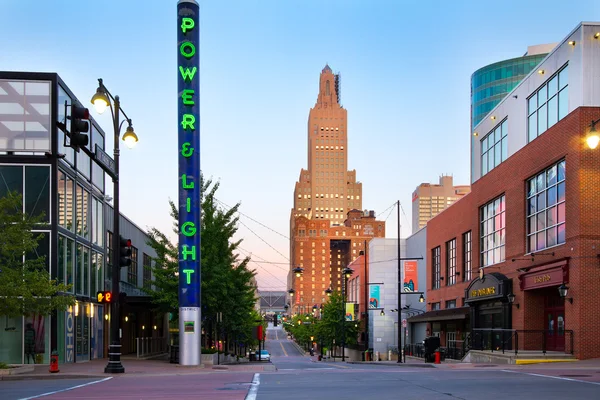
[0, 192, 74, 317]
[315, 291, 359, 352]
[147, 174, 258, 353]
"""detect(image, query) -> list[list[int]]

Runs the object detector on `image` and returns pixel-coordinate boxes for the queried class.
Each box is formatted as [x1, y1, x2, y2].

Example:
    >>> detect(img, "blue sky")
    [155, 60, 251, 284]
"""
[1, 0, 599, 291]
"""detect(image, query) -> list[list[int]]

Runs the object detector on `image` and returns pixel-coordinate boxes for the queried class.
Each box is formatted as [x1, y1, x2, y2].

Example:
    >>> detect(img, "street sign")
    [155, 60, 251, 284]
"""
[95, 144, 116, 176]
[402, 319, 407, 328]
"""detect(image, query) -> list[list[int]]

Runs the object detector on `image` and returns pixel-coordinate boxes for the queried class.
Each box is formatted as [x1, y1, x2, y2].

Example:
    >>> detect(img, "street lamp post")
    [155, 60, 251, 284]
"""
[91, 79, 139, 374]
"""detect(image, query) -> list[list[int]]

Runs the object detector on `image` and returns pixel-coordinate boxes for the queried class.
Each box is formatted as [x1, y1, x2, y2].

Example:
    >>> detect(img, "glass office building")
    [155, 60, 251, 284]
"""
[471, 54, 548, 129]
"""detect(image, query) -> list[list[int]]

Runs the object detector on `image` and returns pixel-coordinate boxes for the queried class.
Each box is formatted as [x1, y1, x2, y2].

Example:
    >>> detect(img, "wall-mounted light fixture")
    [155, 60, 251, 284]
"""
[568, 40, 576, 46]
[419, 294, 425, 303]
[473, 132, 478, 137]
[538, 69, 545, 75]
[491, 115, 496, 120]
[380, 310, 385, 316]
[585, 119, 600, 149]
[595, 32, 600, 39]
[558, 283, 573, 304]
[507, 293, 520, 309]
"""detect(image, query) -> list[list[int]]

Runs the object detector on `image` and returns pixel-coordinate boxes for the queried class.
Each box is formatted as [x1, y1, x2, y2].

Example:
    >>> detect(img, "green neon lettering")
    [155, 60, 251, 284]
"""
[182, 245, 196, 261]
[179, 67, 197, 82]
[182, 89, 195, 105]
[181, 142, 194, 157]
[181, 221, 196, 237]
[186, 198, 191, 212]
[180, 42, 196, 59]
[181, 114, 195, 130]
[181, 17, 195, 33]
[182, 269, 194, 284]
[181, 174, 194, 189]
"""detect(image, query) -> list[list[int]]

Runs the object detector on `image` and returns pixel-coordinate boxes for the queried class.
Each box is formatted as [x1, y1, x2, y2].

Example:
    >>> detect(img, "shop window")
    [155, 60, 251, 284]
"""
[480, 194, 505, 267]
[446, 238, 456, 286]
[0, 79, 51, 152]
[0, 165, 50, 222]
[527, 64, 569, 142]
[463, 231, 472, 281]
[128, 246, 138, 286]
[527, 160, 566, 252]
[432, 246, 441, 289]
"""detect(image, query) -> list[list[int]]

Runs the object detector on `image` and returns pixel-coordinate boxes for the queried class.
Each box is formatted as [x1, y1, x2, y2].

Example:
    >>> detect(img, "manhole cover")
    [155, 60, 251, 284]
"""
[559, 375, 591, 378]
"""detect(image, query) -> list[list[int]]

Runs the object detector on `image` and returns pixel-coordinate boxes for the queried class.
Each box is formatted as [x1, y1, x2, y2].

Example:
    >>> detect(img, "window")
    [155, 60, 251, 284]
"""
[143, 253, 152, 289]
[432, 246, 441, 289]
[431, 302, 441, 311]
[106, 231, 113, 279]
[481, 119, 507, 176]
[446, 300, 456, 309]
[528, 65, 569, 142]
[92, 252, 104, 294]
[91, 122, 105, 191]
[91, 197, 103, 247]
[0, 165, 50, 222]
[463, 231, 472, 281]
[446, 239, 456, 286]
[128, 246, 138, 285]
[527, 160, 566, 252]
[76, 244, 90, 296]
[480, 195, 506, 267]
[57, 86, 75, 165]
[58, 170, 75, 230]
[0, 79, 51, 152]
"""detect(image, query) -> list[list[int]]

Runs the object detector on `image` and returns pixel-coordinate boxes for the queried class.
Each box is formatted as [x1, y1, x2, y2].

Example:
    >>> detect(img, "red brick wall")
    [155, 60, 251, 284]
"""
[426, 107, 600, 359]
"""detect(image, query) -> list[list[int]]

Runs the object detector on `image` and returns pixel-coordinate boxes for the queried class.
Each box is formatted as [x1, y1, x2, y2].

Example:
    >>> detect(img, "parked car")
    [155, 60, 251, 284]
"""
[259, 350, 271, 361]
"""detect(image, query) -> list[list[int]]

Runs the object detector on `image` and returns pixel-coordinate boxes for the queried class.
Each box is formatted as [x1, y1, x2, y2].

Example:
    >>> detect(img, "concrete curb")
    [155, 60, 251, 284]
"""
[346, 361, 436, 368]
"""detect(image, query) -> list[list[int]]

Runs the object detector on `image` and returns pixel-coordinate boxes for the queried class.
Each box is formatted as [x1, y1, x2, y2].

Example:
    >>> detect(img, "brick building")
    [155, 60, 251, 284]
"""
[423, 22, 600, 360]
[288, 65, 385, 314]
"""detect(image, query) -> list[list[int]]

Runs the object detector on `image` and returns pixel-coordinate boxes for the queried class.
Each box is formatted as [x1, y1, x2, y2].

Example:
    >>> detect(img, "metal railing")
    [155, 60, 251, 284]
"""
[136, 337, 167, 358]
[469, 329, 574, 356]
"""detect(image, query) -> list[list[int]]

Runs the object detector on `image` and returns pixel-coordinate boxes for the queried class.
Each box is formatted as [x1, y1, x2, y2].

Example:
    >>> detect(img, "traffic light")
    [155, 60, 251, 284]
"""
[68, 105, 90, 152]
[119, 236, 132, 268]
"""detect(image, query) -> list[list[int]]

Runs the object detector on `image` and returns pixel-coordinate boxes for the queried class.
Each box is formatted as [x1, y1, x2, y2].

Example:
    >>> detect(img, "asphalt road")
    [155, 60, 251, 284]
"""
[3, 324, 600, 400]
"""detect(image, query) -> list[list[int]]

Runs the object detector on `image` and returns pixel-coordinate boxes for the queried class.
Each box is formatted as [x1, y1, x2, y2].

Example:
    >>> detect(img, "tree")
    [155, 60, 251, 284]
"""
[315, 291, 359, 352]
[147, 174, 258, 352]
[0, 192, 74, 317]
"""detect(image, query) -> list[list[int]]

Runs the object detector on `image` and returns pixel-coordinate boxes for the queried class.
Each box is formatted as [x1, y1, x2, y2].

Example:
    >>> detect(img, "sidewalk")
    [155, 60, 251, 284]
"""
[0, 356, 275, 381]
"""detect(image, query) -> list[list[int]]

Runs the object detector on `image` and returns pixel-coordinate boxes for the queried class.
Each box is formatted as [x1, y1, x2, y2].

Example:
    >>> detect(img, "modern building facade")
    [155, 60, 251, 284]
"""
[470, 44, 555, 182]
[0, 71, 160, 365]
[411, 175, 470, 233]
[425, 22, 600, 360]
[288, 66, 386, 314]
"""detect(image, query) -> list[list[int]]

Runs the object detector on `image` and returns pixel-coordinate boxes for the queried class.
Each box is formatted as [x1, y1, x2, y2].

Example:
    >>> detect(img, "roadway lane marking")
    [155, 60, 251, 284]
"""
[275, 329, 278, 340]
[19, 377, 113, 400]
[245, 373, 260, 400]
[280, 341, 288, 356]
[501, 369, 600, 386]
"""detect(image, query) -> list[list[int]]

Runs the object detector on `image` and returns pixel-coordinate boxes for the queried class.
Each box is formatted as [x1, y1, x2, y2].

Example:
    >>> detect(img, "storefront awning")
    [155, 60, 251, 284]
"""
[406, 306, 470, 323]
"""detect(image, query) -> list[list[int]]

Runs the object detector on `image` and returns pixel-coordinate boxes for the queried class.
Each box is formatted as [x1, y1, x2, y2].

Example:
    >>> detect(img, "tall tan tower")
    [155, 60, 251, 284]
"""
[288, 66, 385, 316]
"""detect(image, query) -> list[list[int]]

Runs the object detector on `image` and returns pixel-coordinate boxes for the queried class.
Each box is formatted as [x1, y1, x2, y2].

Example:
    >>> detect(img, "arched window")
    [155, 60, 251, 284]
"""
[326, 80, 330, 96]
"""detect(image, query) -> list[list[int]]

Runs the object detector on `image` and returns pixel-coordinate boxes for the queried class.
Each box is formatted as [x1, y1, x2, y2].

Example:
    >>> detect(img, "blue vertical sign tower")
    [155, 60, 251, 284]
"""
[177, 0, 201, 366]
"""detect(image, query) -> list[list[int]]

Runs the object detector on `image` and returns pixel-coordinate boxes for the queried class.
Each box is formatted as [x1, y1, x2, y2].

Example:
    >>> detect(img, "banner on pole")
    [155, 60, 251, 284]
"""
[403, 260, 418, 292]
[369, 285, 381, 309]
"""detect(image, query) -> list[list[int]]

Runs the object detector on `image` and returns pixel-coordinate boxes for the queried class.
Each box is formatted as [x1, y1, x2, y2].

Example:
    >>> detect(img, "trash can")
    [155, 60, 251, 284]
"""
[423, 337, 440, 363]
[249, 351, 256, 361]
[170, 345, 179, 364]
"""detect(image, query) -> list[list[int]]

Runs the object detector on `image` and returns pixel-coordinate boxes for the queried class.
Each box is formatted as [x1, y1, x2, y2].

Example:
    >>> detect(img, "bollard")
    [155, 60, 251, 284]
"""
[434, 350, 441, 364]
[49, 350, 60, 373]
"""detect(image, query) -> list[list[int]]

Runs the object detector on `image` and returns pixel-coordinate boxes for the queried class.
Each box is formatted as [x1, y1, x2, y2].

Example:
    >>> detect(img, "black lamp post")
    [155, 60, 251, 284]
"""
[91, 79, 138, 374]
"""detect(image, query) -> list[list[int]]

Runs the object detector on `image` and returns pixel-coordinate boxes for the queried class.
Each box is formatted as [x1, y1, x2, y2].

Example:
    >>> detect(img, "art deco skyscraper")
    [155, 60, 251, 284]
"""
[288, 65, 385, 315]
